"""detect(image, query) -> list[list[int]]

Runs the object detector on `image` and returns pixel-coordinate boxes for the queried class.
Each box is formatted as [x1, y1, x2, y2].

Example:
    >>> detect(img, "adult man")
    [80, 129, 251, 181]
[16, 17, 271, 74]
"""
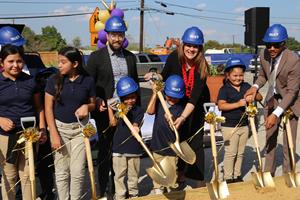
[85, 16, 139, 199]
[245, 24, 300, 175]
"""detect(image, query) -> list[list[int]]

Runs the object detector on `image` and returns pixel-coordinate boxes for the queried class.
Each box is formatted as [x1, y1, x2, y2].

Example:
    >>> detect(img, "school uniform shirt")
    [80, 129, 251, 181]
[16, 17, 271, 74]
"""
[0, 72, 39, 134]
[151, 101, 184, 156]
[45, 74, 96, 123]
[217, 81, 251, 127]
[112, 105, 144, 156]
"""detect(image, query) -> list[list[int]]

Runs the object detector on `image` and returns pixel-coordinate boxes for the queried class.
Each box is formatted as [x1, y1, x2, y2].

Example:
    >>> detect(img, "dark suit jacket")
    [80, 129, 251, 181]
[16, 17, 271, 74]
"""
[256, 48, 300, 117]
[85, 46, 139, 100]
[85, 46, 139, 131]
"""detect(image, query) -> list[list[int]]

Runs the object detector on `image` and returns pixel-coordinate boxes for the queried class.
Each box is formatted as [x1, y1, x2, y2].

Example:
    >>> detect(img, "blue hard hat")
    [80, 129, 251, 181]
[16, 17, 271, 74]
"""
[181, 26, 204, 45]
[164, 75, 185, 99]
[105, 16, 127, 33]
[116, 76, 138, 97]
[263, 24, 288, 43]
[0, 26, 26, 46]
[224, 57, 246, 72]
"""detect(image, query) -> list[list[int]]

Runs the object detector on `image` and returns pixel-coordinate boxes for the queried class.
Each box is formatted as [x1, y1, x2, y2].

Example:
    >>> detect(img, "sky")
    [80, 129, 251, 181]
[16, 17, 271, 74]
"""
[0, 0, 299, 48]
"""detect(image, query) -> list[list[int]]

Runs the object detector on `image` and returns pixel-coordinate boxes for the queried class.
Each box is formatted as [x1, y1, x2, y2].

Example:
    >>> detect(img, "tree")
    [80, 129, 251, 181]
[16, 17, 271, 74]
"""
[40, 26, 67, 51]
[204, 40, 222, 50]
[286, 37, 300, 51]
[72, 36, 82, 48]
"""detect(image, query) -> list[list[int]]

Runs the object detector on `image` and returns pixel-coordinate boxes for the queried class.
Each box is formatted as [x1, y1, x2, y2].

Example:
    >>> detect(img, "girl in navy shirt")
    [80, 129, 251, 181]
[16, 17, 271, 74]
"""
[0, 44, 46, 200]
[217, 58, 262, 183]
[147, 75, 185, 194]
[45, 47, 96, 199]
[107, 76, 143, 200]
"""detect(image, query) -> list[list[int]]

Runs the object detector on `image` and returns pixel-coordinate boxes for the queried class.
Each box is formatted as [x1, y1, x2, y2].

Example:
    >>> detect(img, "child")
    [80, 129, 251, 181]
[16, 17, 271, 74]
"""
[45, 47, 96, 199]
[0, 44, 46, 200]
[107, 76, 143, 200]
[146, 75, 185, 194]
[217, 57, 262, 183]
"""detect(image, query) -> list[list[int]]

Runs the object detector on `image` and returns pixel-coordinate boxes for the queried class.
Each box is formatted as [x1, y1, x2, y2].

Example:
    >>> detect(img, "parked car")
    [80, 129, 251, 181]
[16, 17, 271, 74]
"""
[134, 53, 165, 81]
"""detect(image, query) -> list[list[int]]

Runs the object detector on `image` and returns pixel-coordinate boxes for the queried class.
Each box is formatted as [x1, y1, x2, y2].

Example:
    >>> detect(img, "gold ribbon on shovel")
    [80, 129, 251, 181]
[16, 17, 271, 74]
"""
[18, 117, 39, 200]
[153, 80, 196, 165]
[283, 109, 300, 188]
[116, 103, 177, 187]
[246, 103, 275, 189]
[204, 107, 229, 200]
[77, 114, 97, 200]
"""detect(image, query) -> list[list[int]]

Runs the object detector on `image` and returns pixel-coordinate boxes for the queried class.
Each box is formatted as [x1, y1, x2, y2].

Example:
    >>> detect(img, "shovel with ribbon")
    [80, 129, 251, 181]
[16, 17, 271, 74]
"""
[115, 103, 177, 187]
[153, 79, 196, 165]
[19, 116, 39, 200]
[246, 103, 275, 188]
[204, 103, 229, 200]
[77, 113, 97, 200]
[283, 109, 300, 188]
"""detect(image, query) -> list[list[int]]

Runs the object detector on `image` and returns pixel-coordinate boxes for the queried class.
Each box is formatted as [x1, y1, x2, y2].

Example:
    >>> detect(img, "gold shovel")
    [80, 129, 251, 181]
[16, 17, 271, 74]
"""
[156, 89, 196, 165]
[116, 103, 177, 187]
[283, 109, 300, 188]
[246, 103, 275, 188]
[205, 111, 229, 200]
[20, 116, 38, 200]
[77, 114, 97, 200]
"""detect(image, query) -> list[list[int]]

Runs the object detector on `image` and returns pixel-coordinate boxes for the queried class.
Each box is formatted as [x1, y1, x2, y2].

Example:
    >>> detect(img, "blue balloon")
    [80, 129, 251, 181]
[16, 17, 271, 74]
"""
[98, 29, 107, 44]
[111, 8, 124, 18]
[122, 38, 129, 48]
[97, 40, 106, 49]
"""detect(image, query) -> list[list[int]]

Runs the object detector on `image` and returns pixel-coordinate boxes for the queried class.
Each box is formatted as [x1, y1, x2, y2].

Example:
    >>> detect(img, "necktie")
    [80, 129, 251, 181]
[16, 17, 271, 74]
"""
[264, 60, 276, 105]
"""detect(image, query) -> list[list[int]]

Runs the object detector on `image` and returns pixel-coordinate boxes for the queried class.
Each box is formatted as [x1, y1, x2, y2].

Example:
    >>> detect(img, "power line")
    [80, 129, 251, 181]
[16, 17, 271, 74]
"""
[0, 0, 137, 4]
[0, 12, 91, 19]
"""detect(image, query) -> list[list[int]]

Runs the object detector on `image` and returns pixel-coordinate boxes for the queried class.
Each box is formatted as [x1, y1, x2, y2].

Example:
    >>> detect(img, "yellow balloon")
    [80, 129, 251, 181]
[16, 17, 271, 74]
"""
[125, 21, 129, 29]
[98, 10, 110, 23]
[95, 21, 105, 32]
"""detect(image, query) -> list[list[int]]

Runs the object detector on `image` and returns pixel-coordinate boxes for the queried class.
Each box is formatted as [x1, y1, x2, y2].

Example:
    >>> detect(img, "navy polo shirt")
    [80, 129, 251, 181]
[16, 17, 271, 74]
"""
[217, 81, 251, 127]
[0, 72, 38, 134]
[45, 74, 96, 123]
[112, 105, 144, 155]
[151, 102, 184, 156]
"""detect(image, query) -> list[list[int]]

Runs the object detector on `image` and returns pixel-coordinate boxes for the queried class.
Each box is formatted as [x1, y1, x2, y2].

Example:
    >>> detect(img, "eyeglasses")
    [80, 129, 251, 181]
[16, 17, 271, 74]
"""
[108, 33, 125, 40]
[266, 42, 283, 49]
[185, 44, 200, 49]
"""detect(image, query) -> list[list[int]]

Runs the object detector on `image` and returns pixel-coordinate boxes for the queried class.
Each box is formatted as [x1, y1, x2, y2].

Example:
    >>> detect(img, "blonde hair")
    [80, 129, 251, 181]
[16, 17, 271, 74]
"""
[178, 43, 209, 80]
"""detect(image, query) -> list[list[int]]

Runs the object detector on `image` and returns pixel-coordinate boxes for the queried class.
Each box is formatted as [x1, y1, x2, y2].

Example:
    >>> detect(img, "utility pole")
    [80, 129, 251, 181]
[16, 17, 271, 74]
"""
[232, 34, 235, 46]
[139, 0, 144, 53]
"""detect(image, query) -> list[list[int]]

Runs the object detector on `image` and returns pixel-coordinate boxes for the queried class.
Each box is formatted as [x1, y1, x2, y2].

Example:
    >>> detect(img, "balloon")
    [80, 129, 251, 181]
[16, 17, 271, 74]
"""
[95, 21, 105, 32]
[122, 38, 129, 48]
[125, 21, 129, 29]
[98, 10, 110, 23]
[111, 8, 124, 18]
[97, 40, 106, 49]
[98, 29, 107, 44]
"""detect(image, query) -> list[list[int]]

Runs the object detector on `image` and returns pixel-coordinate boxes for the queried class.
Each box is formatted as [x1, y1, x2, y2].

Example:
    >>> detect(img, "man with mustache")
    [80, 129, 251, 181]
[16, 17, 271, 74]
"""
[85, 16, 139, 199]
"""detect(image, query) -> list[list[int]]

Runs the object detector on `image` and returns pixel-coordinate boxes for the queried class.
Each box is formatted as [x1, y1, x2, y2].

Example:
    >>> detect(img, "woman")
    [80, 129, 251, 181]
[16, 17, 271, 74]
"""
[146, 26, 210, 188]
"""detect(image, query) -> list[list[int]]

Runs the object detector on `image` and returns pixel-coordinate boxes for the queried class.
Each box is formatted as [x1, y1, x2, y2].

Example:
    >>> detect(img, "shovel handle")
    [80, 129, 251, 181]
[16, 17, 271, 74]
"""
[203, 103, 216, 113]
[27, 141, 36, 200]
[20, 116, 36, 130]
[84, 137, 97, 200]
[121, 115, 157, 163]
[209, 124, 219, 178]
[156, 91, 180, 141]
[285, 118, 296, 171]
[249, 117, 263, 168]
[76, 113, 91, 127]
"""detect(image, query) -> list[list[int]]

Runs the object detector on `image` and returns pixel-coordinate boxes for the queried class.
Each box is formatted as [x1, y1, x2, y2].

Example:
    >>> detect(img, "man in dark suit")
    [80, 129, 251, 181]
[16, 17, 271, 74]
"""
[85, 16, 139, 199]
[245, 24, 300, 175]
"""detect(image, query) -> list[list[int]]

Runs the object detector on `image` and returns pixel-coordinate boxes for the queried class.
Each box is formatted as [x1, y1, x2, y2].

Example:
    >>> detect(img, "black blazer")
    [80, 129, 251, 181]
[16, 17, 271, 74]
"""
[85, 46, 139, 100]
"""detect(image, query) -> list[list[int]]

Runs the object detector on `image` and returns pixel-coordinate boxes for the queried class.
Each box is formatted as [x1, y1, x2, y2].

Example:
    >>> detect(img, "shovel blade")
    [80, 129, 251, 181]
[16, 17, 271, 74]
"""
[170, 141, 196, 164]
[284, 173, 296, 188]
[251, 172, 264, 188]
[295, 173, 300, 187]
[262, 172, 275, 188]
[146, 157, 177, 187]
[206, 180, 229, 200]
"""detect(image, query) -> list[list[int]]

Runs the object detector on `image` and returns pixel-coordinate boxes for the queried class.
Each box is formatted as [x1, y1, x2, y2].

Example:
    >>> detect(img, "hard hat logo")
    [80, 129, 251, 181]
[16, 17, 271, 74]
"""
[190, 34, 199, 39]
[112, 22, 122, 27]
[121, 84, 131, 90]
[269, 32, 279, 37]
[11, 35, 21, 41]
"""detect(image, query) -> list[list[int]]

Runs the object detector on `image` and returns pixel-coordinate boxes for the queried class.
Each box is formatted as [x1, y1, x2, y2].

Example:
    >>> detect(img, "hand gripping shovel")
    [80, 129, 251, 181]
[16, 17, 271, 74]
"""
[246, 103, 275, 188]
[116, 103, 177, 187]
[283, 109, 300, 188]
[77, 114, 97, 200]
[156, 90, 196, 165]
[20, 116, 38, 200]
[204, 108, 229, 200]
